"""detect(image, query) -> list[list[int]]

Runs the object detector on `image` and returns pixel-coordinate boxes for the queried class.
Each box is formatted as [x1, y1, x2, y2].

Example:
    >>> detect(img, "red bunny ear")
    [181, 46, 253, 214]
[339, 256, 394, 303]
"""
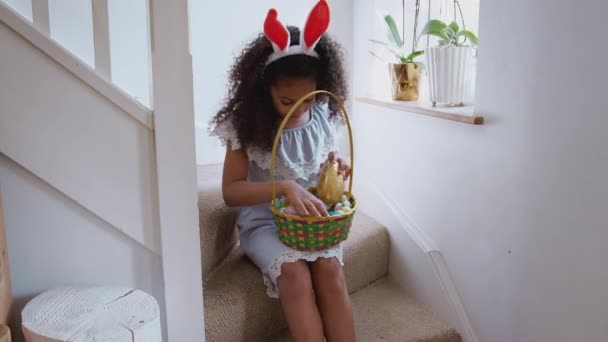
[302, 0, 330, 49]
[264, 9, 290, 51]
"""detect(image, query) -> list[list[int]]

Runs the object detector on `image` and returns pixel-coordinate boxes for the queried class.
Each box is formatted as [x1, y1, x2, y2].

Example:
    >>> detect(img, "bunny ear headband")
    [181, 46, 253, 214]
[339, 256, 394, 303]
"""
[263, 0, 331, 66]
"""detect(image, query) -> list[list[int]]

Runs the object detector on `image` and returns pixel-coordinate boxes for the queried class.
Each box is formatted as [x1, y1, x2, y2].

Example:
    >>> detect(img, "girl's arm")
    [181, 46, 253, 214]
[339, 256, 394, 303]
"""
[221, 146, 328, 216]
[221, 145, 279, 206]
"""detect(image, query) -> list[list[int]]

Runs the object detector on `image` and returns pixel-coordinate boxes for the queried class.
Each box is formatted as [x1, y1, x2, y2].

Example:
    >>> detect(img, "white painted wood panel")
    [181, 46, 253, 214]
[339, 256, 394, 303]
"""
[149, 0, 205, 340]
[0, 20, 161, 254]
[0, 154, 165, 342]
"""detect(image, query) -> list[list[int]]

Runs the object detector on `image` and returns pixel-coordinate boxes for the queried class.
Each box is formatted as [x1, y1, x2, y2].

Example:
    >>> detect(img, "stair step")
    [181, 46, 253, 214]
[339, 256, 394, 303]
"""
[198, 164, 239, 276]
[272, 276, 461, 342]
[203, 212, 390, 342]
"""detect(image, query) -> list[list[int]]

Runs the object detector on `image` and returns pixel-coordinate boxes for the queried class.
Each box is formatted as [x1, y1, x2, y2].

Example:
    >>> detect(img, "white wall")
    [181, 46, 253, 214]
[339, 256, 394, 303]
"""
[2, 0, 29, 21]
[353, 0, 608, 341]
[0, 155, 165, 342]
[48, 0, 95, 67]
[191, 0, 354, 165]
[107, 0, 152, 107]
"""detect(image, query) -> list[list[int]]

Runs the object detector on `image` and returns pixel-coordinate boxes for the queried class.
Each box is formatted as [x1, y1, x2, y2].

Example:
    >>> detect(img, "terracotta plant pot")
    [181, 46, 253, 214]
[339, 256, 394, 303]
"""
[389, 63, 421, 101]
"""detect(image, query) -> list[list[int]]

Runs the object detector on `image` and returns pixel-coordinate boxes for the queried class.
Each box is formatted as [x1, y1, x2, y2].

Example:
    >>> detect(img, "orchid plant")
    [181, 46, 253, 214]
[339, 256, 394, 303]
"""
[370, 0, 423, 66]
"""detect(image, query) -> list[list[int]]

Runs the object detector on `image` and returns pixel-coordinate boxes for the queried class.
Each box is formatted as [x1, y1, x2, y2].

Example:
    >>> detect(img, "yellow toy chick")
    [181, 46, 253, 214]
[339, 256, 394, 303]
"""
[317, 152, 350, 206]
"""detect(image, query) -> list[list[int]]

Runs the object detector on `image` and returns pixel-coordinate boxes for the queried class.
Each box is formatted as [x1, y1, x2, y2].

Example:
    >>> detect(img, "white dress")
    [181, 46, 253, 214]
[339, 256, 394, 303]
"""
[211, 103, 344, 298]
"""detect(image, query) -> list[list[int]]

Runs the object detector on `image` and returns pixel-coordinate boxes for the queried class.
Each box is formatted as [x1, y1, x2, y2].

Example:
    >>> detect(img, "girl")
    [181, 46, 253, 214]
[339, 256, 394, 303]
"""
[210, 1, 356, 341]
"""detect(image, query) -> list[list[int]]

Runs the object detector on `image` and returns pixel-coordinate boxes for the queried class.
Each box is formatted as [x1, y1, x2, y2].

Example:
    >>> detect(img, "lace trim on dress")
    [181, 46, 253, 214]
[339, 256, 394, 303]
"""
[209, 120, 242, 150]
[262, 244, 344, 298]
[210, 117, 337, 181]
[247, 135, 335, 181]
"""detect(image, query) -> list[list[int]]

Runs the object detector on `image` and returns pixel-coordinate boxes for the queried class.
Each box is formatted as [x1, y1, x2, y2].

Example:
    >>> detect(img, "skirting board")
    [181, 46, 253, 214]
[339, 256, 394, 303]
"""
[361, 184, 479, 342]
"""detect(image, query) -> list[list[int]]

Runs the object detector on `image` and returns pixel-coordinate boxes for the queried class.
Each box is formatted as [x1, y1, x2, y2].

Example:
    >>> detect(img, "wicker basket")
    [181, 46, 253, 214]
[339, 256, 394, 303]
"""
[269, 90, 357, 251]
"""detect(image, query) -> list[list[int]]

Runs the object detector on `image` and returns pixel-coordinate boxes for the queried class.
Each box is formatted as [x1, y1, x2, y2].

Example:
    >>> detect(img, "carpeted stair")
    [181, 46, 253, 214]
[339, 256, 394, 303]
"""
[198, 164, 461, 342]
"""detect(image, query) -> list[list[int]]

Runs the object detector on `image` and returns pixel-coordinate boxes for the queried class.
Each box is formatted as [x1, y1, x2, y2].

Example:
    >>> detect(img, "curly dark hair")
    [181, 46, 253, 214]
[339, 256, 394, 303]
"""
[211, 26, 348, 151]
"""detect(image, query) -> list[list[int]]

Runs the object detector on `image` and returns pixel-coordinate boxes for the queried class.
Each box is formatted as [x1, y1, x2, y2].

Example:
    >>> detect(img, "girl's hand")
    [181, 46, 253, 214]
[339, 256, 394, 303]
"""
[280, 181, 329, 217]
[327, 151, 351, 180]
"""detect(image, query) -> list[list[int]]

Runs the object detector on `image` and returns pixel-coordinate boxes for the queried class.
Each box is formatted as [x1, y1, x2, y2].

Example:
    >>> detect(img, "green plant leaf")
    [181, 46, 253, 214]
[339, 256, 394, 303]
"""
[437, 39, 449, 46]
[369, 50, 388, 62]
[398, 50, 424, 64]
[406, 50, 424, 60]
[369, 39, 404, 60]
[459, 30, 479, 45]
[369, 39, 388, 46]
[420, 20, 447, 35]
[428, 31, 450, 42]
[449, 21, 459, 34]
[444, 27, 457, 40]
[384, 15, 404, 48]
[419, 19, 449, 42]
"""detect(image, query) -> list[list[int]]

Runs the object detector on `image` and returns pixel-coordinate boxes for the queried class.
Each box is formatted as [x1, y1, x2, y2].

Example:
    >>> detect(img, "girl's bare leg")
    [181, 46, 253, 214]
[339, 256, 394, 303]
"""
[277, 260, 325, 342]
[310, 257, 356, 342]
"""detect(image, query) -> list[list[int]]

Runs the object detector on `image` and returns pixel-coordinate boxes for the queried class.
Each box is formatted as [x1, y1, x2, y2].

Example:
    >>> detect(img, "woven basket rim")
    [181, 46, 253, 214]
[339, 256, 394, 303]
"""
[270, 191, 357, 223]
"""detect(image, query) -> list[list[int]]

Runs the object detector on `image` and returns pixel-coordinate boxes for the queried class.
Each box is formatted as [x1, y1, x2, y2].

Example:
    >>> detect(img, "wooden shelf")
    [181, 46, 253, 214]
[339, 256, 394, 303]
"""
[356, 97, 484, 125]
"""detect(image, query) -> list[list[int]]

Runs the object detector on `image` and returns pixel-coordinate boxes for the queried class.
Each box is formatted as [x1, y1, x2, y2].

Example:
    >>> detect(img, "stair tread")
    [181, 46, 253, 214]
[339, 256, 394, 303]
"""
[272, 276, 461, 342]
[198, 164, 239, 276]
[203, 211, 390, 342]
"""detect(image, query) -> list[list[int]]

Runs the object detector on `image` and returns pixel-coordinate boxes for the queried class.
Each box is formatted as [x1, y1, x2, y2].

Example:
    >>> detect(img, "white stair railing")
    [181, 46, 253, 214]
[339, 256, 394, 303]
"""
[7, 0, 153, 111]
[0, 0, 153, 128]
[0, 0, 204, 340]
[31, 0, 113, 79]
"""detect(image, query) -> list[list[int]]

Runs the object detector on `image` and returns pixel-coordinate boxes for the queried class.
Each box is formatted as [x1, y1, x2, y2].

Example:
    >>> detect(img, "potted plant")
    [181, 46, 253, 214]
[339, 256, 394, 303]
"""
[419, 14, 478, 106]
[370, 4, 424, 101]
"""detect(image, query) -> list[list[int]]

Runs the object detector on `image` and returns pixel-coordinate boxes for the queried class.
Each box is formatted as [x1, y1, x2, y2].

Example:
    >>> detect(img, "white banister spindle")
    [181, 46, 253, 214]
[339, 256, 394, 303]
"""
[31, 0, 50, 35]
[92, 0, 111, 78]
[143, 0, 154, 108]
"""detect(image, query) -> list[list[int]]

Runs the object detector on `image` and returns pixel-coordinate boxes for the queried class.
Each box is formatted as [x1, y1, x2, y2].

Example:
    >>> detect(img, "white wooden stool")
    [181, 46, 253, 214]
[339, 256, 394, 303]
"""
[21, 286, 161, 342]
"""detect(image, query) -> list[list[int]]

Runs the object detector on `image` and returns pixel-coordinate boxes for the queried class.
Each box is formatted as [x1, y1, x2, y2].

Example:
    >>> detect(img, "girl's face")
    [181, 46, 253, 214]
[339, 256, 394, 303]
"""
[269, 77, 317, 120]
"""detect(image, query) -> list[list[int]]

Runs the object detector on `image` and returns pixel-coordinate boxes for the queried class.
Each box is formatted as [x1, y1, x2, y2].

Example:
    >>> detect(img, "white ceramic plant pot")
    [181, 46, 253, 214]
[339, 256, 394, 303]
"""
[425, 46, 476, 106]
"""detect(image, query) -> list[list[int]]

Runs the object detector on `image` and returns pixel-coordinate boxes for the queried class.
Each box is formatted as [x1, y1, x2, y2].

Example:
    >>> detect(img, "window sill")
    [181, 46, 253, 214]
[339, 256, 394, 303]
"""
[356, 97, 484, 125]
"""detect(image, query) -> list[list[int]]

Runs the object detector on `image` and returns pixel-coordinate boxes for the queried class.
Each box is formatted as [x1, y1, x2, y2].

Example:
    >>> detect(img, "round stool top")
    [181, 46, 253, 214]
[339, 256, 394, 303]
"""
[22, 286, 160, 341]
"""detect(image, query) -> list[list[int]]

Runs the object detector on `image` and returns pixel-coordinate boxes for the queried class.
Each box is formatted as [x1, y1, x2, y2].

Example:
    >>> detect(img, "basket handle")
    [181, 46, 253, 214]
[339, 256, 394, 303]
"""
[271, 90, 355, 205]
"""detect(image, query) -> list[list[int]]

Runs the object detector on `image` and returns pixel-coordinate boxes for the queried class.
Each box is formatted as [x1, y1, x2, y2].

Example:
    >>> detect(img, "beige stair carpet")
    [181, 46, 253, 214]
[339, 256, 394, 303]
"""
[203, 212, 390, 342]
[198, 164, 239, 276]
[273, 277, 461, 342]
